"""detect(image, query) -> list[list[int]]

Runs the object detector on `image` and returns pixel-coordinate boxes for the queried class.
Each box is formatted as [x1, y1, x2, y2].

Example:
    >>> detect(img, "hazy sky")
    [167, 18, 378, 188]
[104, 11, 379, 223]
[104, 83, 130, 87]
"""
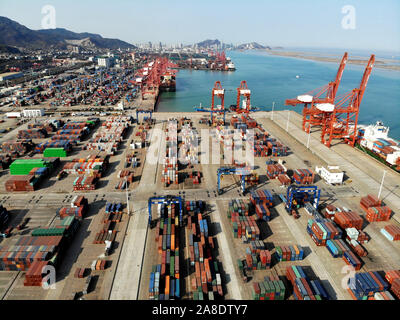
[1, 0, 399, 51]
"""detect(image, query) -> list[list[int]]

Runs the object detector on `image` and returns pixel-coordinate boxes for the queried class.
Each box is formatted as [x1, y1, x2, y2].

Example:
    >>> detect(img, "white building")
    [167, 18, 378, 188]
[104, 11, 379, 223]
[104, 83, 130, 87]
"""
[22, 109, 45, 118]
[98, 57, 112, 68]
[315, 165, 344, 185]
[5, 112, 21, 118]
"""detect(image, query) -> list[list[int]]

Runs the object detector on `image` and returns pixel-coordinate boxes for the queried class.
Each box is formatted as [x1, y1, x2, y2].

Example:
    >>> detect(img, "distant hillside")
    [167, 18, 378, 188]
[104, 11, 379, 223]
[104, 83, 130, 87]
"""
[0, 44, 21, 54]
[196, 39, 221, 48]
[236, 42, 271, 50]
[0, 16, 135, 50]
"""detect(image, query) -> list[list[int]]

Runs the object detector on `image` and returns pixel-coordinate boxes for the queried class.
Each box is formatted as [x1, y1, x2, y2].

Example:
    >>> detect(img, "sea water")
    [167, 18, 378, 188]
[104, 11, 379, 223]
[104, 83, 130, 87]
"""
[157, 50, 400, 140]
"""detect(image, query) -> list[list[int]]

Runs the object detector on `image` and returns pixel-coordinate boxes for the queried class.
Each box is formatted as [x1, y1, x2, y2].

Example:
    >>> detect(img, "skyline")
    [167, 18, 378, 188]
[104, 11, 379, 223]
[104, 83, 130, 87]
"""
[0, 0, 399, 52]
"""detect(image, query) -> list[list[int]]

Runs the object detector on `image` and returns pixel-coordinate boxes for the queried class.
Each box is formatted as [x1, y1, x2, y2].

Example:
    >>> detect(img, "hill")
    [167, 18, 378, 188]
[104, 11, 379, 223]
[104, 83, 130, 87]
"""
[0, 16, 135, 50]
[236, 42, 270, 50]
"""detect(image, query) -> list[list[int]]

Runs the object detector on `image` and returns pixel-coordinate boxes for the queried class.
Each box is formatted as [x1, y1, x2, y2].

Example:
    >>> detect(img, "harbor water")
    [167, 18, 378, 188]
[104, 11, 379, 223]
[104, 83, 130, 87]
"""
[157, 50, 400, 140]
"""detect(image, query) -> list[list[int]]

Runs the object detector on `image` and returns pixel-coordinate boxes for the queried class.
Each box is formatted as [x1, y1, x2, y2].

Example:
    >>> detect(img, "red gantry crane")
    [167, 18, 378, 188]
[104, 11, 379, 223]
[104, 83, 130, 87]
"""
[285, 52, 348, 133]
[236, 81, 251, 114]
[211, 81, 225, 124]
[320, 54, 375, 148]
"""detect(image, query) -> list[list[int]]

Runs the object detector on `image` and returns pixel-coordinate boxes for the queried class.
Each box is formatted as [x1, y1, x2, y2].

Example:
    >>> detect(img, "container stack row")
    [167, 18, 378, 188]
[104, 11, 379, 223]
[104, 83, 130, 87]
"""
[381, 225, 400, 241]
[162, 119, 178, 187]
[385, 270, 400, 299]
[250, 189, 274, 221]
[286, 266, 330, 300]
[347, 271, 393, 300]
[251, 276, 285, 300]
[149, 202, 181, 300]
[186, 201, 224, 300]
[93, 202, 122, 245]
[292, 169, 315, 185]
[275, 245, 304, 261]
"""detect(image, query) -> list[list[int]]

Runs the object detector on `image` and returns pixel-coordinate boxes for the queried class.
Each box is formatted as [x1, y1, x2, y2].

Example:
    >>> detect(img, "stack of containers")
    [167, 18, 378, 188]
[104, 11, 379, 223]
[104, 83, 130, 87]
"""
[0, 140, 34, 155]
[345, 227, 369, 244]
[293, 169, 315, 185]
[385, 270, 400, 299]
[180, 123, 199, 165]
[43, 147, 68, 158]
[250, 189, 274, 221]
[73, 176, 97, 191]
[366, 206, 392, 222]
[286, 266, 330, 300]
[345, 238, 368, 257]
[93, 202, 122, 244]
[347, 271, 391, 300]
[306, 218, 343, 246]
[23, 261, 49, 286]
[149, 202, 181, 300]
[381, 225, 400, 241]
[275, 245, 304, 261]
[271, 145, 288, 157]
[326, 239, 351, 258]
[162, 119, 178, 187]
[231, 213, 260, 242]
[0, 235, 63, 271]
[35, 141, 72, 154]
[359, 194, 381, 213]
[323, 204, 337, 219]
[63, 156, 107, 178]
[251, 276, 285, 300]
[86, 116, 129, 155]
[278, 174, 291, 186]
[266, 164, 286, 179]
[57, 196, 88, 220]
[228, 199, 250, 217]
[17, 129, 47, 139]
[244, 243, 271, 270]
[334, 211, 363, 230]
[51, 134, 81, 143]
[186, 201, 223, 300]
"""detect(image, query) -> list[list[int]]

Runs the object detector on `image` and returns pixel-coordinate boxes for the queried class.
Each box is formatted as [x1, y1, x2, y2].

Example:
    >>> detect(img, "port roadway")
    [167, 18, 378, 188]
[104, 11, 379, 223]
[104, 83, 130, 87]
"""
[265, 110, 400, 218]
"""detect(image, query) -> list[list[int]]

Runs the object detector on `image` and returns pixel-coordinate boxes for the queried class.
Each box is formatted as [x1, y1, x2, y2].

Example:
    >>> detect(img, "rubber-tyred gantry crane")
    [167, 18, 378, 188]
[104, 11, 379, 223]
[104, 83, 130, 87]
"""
[320, 54, 375, 148]
[286, 52, 348, 133]
[236, 81, 251, 114]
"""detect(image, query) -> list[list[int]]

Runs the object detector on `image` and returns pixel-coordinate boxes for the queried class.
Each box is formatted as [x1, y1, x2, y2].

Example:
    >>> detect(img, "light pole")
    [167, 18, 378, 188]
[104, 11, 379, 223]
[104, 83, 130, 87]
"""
[286, 110, 290, 132]
[125, 177, 130, 216]
[378, 170, 386, 200]
[307, 130, 311, 149]
[271, 102, 275, 121]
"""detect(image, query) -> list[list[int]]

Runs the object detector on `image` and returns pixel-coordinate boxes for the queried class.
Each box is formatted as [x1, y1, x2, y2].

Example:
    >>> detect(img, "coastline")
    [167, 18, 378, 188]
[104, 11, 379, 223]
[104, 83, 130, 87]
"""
[252, 50, 400, 71]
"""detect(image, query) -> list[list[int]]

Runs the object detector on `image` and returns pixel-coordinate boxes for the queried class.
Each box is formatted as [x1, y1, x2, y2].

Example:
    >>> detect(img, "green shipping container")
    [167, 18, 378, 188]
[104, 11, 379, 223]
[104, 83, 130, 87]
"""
[9, 159, 51, 175]
[44, 148, 67, 158]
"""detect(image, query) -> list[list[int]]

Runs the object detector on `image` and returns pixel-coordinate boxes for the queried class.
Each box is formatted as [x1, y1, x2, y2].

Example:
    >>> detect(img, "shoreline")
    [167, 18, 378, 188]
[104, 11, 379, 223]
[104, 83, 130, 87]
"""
[247, 50, 400, 71]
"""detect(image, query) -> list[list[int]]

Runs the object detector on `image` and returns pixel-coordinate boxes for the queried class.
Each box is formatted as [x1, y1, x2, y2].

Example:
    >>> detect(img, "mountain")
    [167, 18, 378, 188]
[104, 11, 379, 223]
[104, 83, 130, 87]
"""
[196, 39, 221, 48]
[236, 42, 270, 50]
[0, 44, 21, 54]
[0, 16, 135, 50]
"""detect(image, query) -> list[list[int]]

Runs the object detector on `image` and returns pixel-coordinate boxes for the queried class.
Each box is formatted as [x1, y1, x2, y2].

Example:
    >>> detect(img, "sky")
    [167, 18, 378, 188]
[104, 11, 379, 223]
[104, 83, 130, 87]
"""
[0, 0, 399, 52]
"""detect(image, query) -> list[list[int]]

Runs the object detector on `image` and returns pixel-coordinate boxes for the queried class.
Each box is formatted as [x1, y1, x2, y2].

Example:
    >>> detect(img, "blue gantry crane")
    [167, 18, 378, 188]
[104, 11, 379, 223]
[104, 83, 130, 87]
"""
[136, 109, 153, 123]
[194, 106, 229, 126]
[284, 185, 321, 214]
[148, 195, 183, 225]
[217, 166, 251, 195]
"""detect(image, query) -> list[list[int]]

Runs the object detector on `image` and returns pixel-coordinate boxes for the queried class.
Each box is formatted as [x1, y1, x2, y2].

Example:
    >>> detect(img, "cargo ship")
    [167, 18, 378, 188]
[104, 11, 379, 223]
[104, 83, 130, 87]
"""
[159, 71, 176, 92]
[356, 121, 400, 171]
